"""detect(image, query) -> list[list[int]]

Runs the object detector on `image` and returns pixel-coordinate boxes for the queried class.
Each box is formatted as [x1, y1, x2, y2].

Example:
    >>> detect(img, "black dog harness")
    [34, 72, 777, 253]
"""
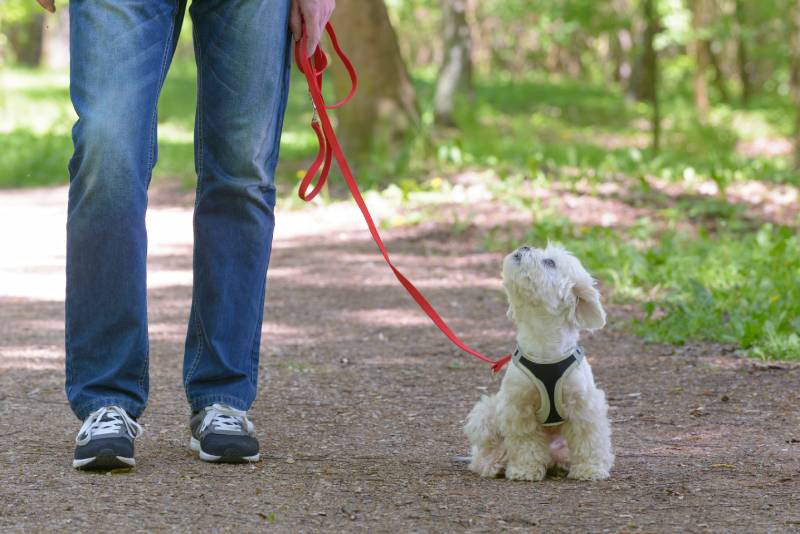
[512, 345, 585, 426]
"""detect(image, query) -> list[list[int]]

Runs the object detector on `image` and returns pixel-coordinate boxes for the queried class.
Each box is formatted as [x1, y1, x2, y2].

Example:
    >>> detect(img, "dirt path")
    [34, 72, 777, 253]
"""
[1, 186, 798, 533]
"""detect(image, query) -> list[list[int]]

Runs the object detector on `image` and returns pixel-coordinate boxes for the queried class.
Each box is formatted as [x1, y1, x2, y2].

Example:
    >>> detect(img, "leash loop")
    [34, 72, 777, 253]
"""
[294, 23, 510, 373]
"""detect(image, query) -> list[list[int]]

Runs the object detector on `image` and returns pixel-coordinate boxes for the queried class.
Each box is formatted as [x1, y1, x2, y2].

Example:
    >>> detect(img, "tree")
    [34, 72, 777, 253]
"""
[329, 0, 419, 169]
[433, 0, 473, 126]
[4, 14, 45, 66]
[791, 0, 800, 169]
[642, 0, 660, 152]
[706, 40, 729, 104]
[627, 1, 655, 102]
[734, 0, 752, 106]
[689, 0, 711, 122]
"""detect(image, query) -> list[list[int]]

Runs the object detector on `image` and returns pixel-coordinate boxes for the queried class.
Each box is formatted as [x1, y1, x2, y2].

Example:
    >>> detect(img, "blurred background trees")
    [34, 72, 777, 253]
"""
[5, 0, 800, 183]
[5, 0, 800, 168]
[433, 0, 473, 126]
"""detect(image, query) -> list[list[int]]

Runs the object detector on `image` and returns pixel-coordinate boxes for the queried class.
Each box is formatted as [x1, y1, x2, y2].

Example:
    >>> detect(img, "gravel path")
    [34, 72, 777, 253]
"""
[1, 186, 798, 533]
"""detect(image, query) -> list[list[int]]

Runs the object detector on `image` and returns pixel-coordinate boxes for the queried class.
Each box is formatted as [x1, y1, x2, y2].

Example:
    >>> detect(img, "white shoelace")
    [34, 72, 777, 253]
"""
[200, 403, 254, 434]
[75, 406, 143, 446]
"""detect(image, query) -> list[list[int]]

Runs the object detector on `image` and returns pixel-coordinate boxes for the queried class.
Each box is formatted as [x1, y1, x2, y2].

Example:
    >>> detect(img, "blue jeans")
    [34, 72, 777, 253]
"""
[65, 0, 292, 420]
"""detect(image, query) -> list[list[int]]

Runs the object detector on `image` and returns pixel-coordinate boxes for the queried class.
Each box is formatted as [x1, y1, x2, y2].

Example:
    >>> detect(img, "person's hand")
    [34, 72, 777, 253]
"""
[36, 0, 55, 13]
[289, 0, 336, 57]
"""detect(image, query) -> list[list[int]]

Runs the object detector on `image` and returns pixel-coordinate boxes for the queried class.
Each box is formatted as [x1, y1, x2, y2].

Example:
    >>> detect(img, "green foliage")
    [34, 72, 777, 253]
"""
[0, 0, 43, 26]
[416, 72, 800, 188]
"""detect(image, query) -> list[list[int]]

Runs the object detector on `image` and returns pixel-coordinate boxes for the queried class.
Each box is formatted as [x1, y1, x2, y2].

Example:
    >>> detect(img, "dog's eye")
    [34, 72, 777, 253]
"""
[543, 258, 556, 268]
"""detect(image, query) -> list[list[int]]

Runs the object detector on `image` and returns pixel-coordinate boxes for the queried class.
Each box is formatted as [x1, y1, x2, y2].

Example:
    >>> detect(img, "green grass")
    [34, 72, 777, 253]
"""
[480, 178, 800, 361]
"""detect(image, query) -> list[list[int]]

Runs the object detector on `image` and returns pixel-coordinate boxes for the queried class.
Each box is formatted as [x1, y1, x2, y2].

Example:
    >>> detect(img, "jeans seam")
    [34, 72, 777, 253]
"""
[245, 35, 292, 391]
[136, 339, 150, 402]
[146, 5, 178, 181]
[245, 31, 291, 384]
[184, 303, 205, 394]
[264, 29, 293, 181]
[249, 276, 268, 385]
[183, 22, 205, 399]
[64, 326, 73, 398]
[137, 9, 178, 400]
[193, 22, 205, 202]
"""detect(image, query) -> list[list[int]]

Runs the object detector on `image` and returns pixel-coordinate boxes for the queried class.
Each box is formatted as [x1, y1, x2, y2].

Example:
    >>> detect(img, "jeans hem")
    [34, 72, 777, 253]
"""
[72, 398, 145, 421]
[188, 394, 252, 414]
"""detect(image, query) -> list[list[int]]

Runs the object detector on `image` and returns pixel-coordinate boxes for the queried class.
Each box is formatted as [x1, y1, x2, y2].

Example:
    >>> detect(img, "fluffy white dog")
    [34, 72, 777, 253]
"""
[464, 244, 613, 481]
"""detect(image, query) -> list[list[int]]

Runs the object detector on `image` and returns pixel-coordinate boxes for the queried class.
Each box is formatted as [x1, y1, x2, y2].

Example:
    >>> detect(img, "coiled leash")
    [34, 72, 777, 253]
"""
[294, 23, 511, 374]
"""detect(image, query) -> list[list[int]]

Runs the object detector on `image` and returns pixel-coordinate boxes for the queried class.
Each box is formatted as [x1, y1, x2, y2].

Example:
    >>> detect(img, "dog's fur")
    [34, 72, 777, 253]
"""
[464, 244, 614, 481]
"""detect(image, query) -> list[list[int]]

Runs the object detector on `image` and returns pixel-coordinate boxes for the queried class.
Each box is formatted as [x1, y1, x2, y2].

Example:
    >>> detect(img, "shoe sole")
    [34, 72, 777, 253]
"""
[73, 454, 135, 470]
[189, 437, 260, 463]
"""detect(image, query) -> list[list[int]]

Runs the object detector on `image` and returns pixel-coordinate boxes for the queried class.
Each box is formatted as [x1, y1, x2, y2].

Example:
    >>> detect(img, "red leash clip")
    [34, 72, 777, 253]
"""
[294, 23, 511, 374]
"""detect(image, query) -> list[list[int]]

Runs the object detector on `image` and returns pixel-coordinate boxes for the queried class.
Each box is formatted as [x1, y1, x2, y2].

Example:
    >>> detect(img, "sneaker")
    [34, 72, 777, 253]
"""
[189, 403, 260, 463]
[73, 406, 143, 469]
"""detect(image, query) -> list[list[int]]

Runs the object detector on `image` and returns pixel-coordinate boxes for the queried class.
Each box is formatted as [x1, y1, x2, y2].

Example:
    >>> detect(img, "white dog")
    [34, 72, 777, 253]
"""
[464, 244, 613, 481]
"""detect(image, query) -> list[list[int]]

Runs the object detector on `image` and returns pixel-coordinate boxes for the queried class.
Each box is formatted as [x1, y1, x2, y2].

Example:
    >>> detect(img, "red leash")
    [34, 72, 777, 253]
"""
[294, 23, 511, 374]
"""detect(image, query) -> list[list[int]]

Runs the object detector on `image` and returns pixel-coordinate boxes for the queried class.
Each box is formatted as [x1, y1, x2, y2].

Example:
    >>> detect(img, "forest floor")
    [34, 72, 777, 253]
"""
[0, 184, 798, 533]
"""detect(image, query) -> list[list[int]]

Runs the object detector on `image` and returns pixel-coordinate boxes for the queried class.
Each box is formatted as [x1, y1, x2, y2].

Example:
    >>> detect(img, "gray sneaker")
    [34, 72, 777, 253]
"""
[73, 406, 143, 469]
[189, 403, 260, 463]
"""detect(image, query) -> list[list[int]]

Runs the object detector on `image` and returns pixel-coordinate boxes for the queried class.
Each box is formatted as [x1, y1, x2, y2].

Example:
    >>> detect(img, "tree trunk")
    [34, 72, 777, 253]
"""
[329, 0, 419, 168]
[706, 40, 729, 103]
[6, 15, 45, 66]
[612, 28, 633, 86]
[790, 0, 800, 169]
[433, 0, 473, 126]
[643, 0, 660, 153]
[735, 0, 752, 106]
[627, 12, 652, 101]
[689, 0, 711, 122]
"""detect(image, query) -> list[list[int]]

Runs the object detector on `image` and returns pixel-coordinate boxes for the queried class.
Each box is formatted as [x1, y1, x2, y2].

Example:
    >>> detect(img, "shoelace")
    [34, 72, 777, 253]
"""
[75, 406, 143, 446]
[199, 403, 254, 434]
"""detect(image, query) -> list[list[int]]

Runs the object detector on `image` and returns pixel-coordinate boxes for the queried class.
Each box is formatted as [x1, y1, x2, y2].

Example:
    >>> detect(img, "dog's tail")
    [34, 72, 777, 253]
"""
[464, 394, 506, 477]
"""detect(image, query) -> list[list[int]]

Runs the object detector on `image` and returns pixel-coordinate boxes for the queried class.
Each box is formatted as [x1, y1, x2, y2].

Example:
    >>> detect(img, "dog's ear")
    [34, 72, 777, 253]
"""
[571, 280, 606, 330]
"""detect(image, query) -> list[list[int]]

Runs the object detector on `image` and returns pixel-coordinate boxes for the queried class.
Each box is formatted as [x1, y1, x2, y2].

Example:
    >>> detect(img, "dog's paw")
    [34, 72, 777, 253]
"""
[468, 458, 504, 478]
[505, 463, 546, 482]
[567, 464, 609, 481]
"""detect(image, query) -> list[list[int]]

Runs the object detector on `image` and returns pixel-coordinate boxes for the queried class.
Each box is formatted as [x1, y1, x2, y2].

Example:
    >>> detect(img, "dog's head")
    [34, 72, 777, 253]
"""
[502, 243, 605, 331]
